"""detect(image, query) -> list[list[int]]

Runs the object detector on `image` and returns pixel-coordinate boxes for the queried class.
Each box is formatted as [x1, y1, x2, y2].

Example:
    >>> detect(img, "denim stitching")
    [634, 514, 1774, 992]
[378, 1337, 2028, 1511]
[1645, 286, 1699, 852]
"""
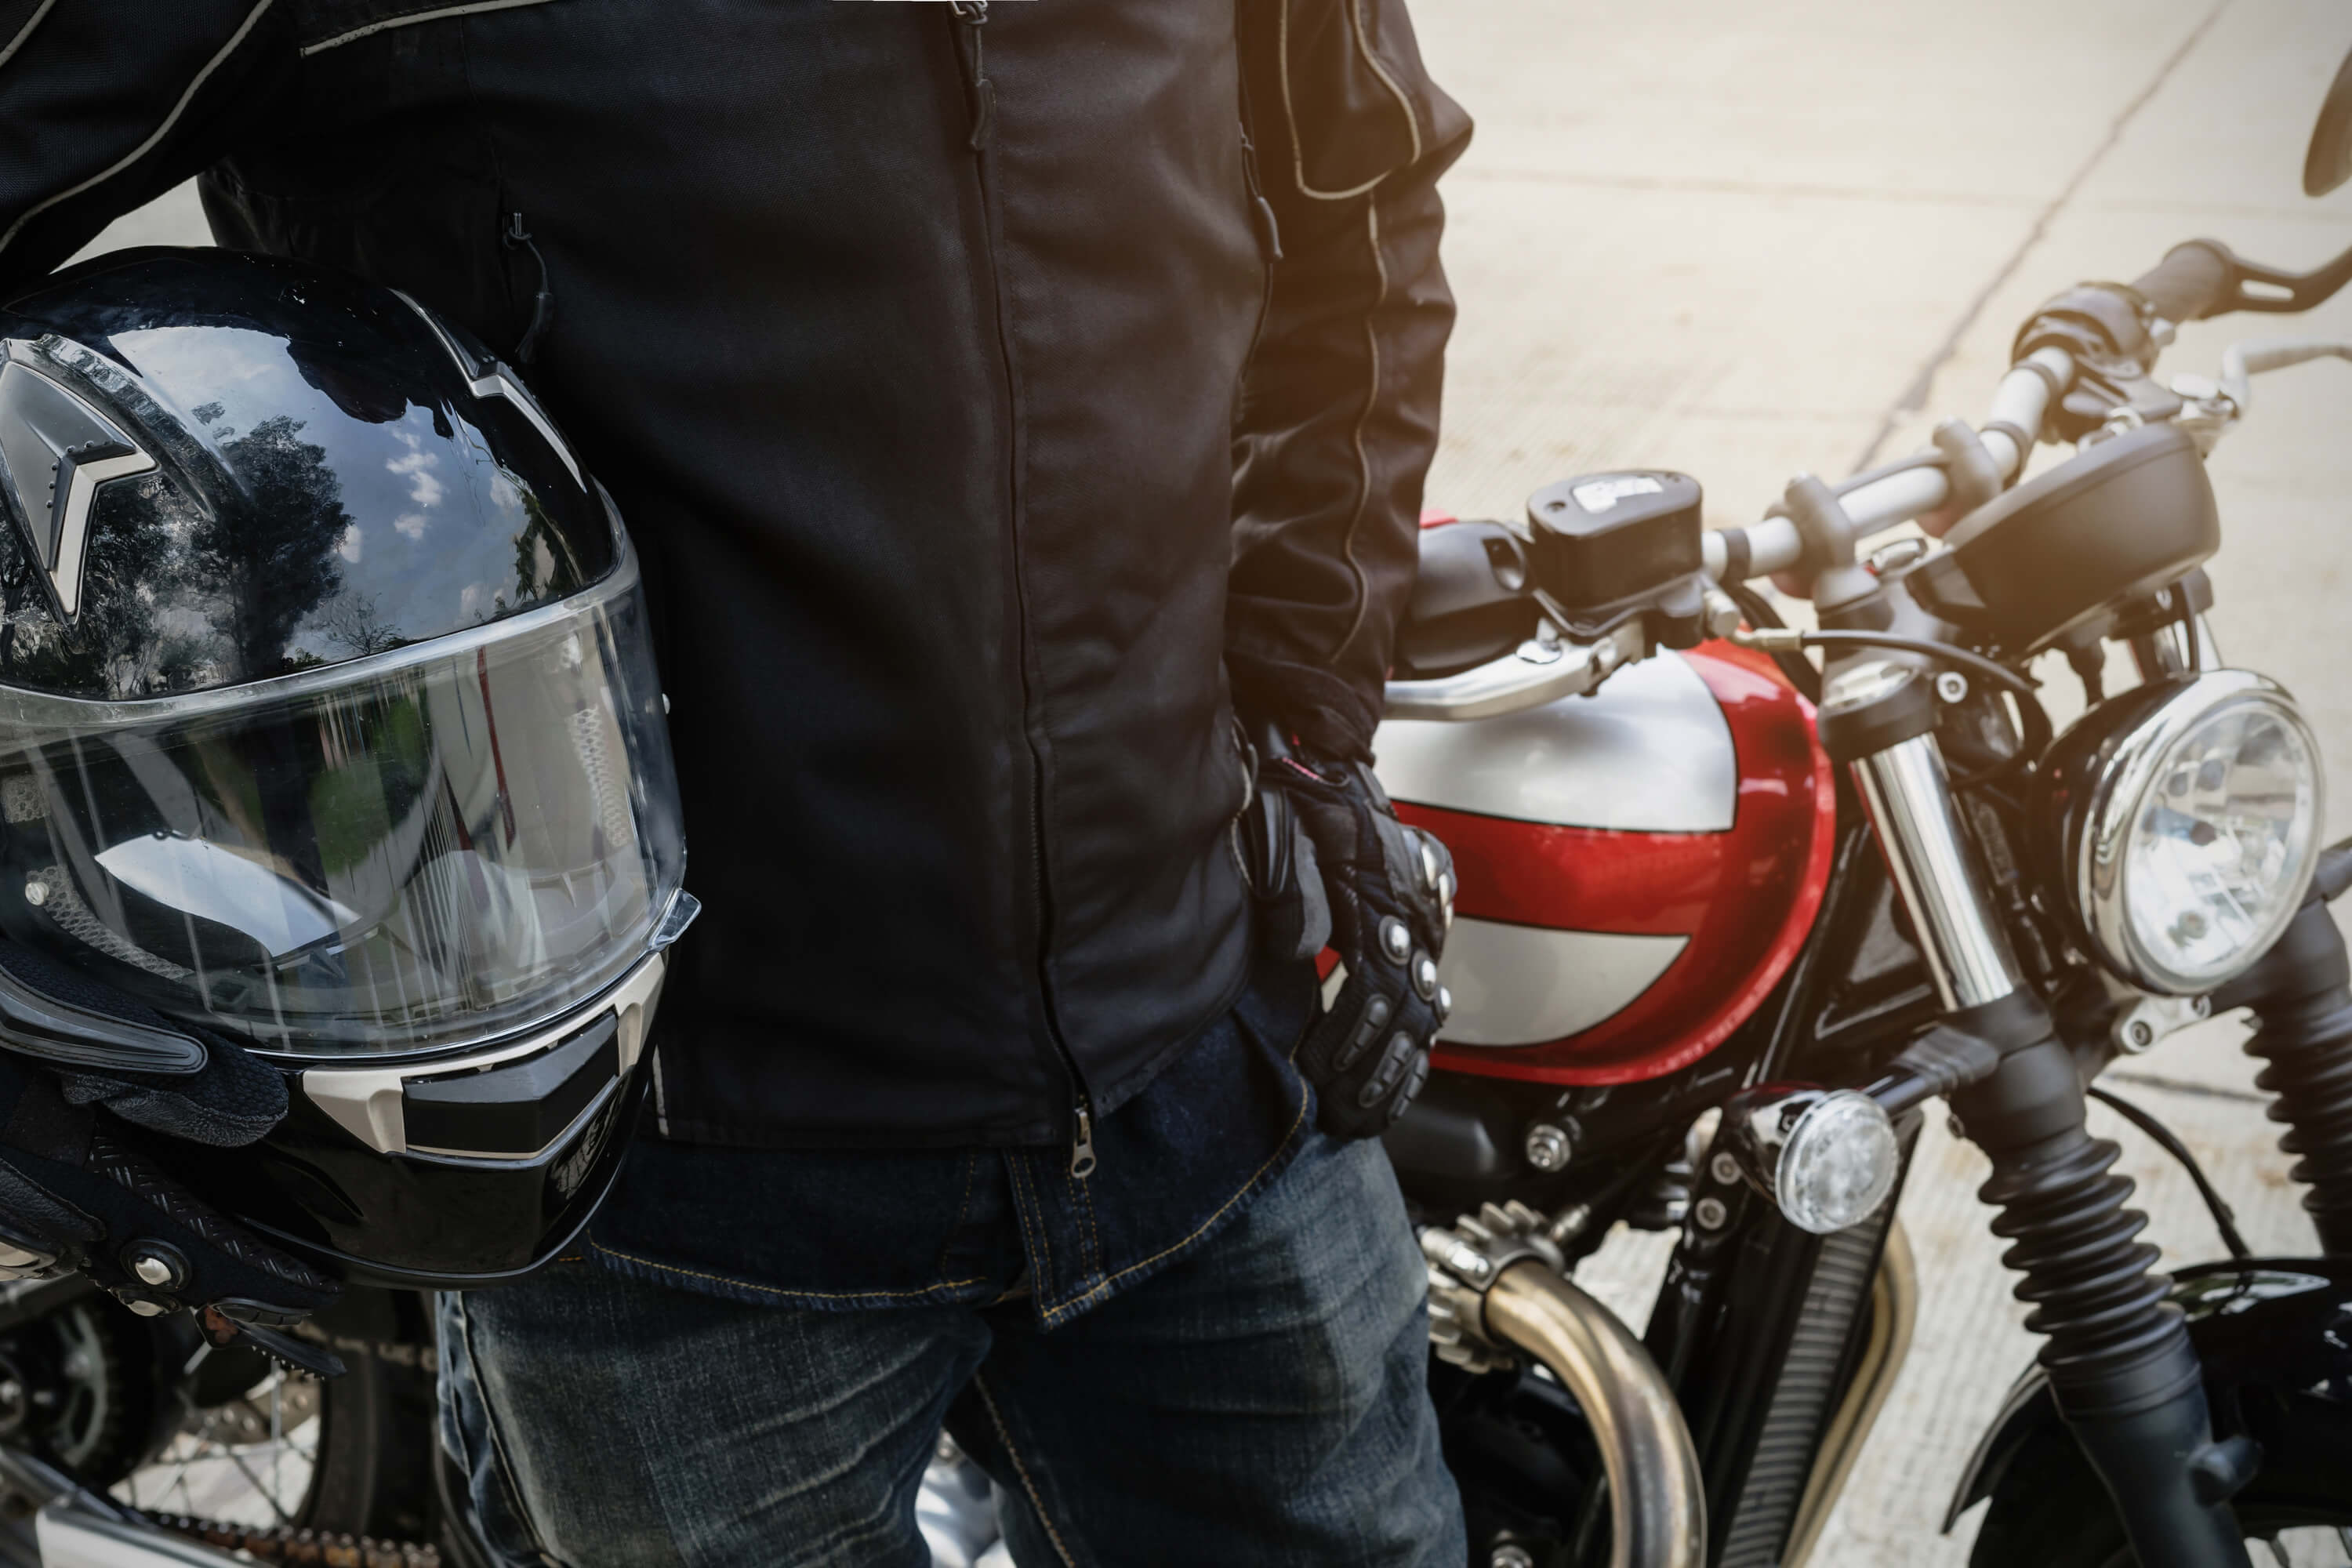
[1004, 1153, 1055, 1303]
[974, 1374, 1081, 1568]
[589, 1240, 985, 1302]
[1071, 1164, 1105, 1290]
[1040, 1088, 1311, 1327]
[935, 1150, 982, 1283]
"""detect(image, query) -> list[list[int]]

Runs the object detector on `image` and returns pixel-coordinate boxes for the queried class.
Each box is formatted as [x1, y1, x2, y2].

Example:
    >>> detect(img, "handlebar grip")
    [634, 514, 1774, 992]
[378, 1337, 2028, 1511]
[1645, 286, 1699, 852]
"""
[2132, 240, 2234, 324]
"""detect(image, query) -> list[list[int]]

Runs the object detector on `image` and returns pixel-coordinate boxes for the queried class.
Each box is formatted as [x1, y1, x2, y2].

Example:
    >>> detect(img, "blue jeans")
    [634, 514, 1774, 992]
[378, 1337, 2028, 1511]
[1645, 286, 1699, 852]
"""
[438, 1131, 1464, 1566]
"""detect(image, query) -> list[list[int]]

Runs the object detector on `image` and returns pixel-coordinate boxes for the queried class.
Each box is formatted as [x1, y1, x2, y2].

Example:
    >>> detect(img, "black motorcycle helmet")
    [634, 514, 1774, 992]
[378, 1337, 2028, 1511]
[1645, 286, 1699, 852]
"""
[0, 248, 691, 1287]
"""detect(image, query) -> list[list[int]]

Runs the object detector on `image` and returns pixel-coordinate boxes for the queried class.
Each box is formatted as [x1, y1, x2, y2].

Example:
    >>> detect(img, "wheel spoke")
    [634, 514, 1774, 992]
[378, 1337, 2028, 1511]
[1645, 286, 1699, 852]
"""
[268, 1374, 282, 1516]
[216, 1444, 295, 1526]
[162, 1449, 197, 1514]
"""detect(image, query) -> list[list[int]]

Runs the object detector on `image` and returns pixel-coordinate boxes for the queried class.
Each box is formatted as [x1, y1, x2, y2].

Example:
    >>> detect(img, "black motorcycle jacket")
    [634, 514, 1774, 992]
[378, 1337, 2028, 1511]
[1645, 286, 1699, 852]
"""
[0, 0, 1468, 1150]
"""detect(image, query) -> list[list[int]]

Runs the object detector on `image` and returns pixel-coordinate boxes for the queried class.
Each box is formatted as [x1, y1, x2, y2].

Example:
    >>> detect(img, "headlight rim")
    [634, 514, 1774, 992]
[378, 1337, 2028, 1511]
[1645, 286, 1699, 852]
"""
[2066, 669, 2323, 996]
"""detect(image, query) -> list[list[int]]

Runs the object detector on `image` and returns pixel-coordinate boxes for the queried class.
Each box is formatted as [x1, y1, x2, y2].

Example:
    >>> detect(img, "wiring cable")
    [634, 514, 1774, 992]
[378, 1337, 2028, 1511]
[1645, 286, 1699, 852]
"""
[2086, 1083, 2252, 1261]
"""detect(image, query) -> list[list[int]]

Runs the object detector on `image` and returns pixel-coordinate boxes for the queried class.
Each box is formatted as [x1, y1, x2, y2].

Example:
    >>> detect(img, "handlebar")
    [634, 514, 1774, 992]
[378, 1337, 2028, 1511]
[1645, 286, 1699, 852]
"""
[1386, 234, 2350, 724]
[2129, 237, 2352, 322]
[2220, 336, 2352, 411]
[1657, 234, 2352, 588]
[2132, 241, 2236, 325]
[1700, 345, 2072, 584]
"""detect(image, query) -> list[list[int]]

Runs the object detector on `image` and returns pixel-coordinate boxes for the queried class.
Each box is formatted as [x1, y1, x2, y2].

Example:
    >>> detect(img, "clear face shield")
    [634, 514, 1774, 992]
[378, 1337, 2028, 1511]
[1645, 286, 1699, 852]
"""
[0, 543, 684, 1062]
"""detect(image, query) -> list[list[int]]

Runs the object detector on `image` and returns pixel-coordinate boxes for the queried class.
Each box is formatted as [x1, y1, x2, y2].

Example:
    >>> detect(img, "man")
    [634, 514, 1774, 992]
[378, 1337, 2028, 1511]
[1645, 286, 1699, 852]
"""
[0, 1, 1472, 1560]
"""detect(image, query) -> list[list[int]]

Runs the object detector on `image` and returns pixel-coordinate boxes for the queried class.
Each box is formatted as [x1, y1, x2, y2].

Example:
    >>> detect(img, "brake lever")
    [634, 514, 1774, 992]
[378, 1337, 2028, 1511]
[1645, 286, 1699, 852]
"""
[198, 1304, 346, 1380]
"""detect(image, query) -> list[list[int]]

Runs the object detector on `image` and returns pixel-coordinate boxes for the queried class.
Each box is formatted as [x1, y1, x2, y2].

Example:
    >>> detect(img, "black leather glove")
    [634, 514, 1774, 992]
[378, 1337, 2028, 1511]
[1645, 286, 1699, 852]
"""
[0, 942, 339, 1370]
[1248, 729, 1454, 1140]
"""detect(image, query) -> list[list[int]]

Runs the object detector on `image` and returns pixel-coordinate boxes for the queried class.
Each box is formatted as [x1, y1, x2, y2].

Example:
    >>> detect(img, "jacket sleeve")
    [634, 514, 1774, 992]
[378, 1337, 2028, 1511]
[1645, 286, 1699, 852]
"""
[1227, 0, 1472, 761]
[0, 0, 292, 294]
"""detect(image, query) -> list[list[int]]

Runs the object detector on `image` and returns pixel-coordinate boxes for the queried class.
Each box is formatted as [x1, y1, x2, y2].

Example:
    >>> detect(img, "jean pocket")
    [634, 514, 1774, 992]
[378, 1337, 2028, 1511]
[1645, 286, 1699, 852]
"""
[435, 1293, 568, 1568]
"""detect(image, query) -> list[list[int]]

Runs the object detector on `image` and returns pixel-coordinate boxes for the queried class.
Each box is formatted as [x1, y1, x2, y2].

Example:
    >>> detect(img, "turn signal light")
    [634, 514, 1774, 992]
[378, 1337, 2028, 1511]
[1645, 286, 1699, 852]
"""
[1718, 1084, 1899, 1235]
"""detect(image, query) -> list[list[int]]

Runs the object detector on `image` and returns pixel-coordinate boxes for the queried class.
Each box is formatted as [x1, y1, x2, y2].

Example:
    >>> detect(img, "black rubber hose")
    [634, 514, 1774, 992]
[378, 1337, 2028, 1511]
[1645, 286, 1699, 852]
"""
[1953, 1040, 2250, 1566]
[1791, 630, 2035, 698]
[1984, 1132, 2180, 1384]
[1790, 630, 2053, 780]
[2319, 836, 2352, 904]
[2245, 998, 2352, 1255]
[2214, 884, 2352, 1257]
[1957, 1043, 2194, 1404]
[2086, 1084, 2250, 1261]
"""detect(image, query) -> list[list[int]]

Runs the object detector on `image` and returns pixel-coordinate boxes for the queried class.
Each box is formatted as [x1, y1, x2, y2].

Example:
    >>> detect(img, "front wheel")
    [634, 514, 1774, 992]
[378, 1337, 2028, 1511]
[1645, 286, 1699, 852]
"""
[1969, 1406, 2352, 1567]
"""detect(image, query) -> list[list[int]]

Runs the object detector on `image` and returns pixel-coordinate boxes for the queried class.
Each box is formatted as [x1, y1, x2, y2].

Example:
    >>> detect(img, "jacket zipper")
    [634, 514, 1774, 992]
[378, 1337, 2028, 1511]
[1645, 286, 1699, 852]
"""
[953, 3, 1097, 1179]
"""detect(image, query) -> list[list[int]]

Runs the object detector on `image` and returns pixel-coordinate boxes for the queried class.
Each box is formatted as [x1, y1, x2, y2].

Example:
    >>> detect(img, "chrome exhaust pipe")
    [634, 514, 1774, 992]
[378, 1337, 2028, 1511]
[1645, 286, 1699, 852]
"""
[1485, 1263, 1707, 1568]
[1424, 1207, 1706, 1568]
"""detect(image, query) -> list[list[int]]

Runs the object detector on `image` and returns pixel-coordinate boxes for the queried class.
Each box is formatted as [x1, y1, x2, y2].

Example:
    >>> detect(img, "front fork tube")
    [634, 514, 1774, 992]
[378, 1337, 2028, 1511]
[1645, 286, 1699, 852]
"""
[1851, 731, 2254, 1567]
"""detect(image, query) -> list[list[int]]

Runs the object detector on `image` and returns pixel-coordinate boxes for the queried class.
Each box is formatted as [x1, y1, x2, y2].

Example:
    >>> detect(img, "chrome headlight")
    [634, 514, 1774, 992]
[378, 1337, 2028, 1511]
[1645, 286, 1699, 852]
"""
[2044, 671, 2323, 996]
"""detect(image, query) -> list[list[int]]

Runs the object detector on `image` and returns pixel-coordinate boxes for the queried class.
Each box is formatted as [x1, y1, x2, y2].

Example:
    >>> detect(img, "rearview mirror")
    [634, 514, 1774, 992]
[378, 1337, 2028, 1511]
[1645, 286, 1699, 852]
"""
[2305, 45, 2352, 196]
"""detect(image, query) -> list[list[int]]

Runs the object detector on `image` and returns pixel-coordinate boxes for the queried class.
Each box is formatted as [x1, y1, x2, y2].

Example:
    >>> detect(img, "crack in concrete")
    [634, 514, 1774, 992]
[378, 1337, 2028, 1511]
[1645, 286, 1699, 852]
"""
[1847, 0, 2237, 476]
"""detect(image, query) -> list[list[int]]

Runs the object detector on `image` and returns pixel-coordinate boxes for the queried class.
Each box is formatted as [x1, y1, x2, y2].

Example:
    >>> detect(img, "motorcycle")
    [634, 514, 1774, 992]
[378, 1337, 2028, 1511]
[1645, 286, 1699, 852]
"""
[5, 53, 2352, 1568]
[1385, 60, 2352, 1568]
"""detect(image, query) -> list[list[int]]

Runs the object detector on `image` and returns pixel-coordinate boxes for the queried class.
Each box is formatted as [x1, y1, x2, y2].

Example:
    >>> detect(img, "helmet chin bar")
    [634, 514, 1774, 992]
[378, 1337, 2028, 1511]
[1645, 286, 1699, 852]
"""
[299, 950, 669, 1162]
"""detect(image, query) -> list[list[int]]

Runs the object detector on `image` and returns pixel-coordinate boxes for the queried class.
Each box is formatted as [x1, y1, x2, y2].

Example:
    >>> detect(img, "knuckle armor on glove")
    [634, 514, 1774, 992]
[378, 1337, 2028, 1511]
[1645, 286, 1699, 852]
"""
[1247, 732, 1456, 1141]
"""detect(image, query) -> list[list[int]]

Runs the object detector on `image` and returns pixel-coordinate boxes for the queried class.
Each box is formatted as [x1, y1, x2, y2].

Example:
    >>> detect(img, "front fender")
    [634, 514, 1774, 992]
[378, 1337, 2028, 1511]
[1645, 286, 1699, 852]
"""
[1944, 1255, 2352, 1531]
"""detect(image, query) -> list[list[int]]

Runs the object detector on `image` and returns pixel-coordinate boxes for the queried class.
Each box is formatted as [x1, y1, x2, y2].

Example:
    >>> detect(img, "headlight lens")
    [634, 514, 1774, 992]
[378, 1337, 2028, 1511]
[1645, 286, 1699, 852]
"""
[2074, 673, 2323, 995]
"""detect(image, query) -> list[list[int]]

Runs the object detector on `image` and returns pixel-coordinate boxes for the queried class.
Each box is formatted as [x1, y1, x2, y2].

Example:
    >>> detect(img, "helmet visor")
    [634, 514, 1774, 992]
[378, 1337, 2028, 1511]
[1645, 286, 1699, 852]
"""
[0, 547, 683, 1058]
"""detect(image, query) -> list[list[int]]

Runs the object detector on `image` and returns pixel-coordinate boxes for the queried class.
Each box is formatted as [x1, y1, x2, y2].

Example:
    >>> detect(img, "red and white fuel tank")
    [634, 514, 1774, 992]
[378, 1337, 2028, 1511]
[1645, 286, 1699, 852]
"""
[1376, 641, 1835, 1087]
